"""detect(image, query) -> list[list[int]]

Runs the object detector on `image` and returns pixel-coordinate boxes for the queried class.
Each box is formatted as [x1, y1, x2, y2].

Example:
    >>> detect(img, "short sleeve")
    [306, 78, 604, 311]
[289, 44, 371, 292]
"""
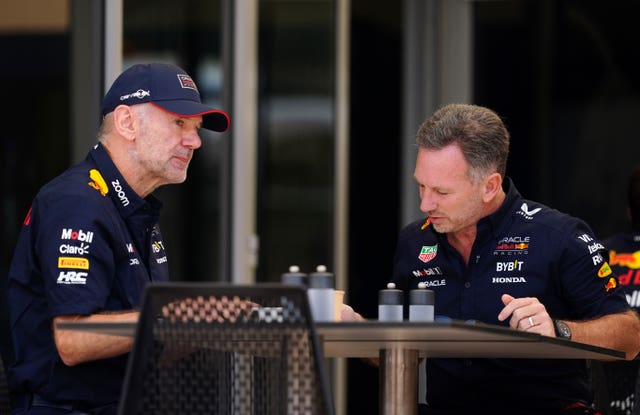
[33, 194, 118, 317]
[557, 219, 630, 319]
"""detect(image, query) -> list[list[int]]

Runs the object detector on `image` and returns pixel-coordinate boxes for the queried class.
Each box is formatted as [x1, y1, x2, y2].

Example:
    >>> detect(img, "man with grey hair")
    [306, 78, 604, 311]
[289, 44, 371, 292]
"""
[5, 63, 229, 414]
[391, 103, 640, 414]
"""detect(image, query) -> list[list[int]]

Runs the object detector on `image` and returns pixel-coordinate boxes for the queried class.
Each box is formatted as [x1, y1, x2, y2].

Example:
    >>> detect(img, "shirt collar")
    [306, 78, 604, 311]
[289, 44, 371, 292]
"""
[476, 176, 522, 238]
[87, 142, 162, 218]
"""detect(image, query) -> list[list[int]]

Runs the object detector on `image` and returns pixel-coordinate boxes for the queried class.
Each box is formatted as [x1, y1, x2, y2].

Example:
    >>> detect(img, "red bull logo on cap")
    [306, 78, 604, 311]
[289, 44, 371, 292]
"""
[177, 74, 198, 92]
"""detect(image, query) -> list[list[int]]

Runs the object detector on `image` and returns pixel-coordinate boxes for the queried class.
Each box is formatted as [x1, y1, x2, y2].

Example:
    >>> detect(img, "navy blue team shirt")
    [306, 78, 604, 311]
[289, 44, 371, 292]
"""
[392, 177, 631, 411]
[7, 142, 169, 409]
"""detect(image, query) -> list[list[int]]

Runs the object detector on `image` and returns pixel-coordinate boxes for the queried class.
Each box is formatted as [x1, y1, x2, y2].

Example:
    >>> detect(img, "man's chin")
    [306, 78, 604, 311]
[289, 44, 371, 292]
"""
[431, 223, 449, 233]
[166, 173, 188, 185]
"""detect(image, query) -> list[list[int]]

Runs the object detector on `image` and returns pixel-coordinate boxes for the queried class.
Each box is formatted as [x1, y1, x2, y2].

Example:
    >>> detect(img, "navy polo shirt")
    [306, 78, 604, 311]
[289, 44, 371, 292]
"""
[7, 143, 169, 408]
[392, 178, 630, 411]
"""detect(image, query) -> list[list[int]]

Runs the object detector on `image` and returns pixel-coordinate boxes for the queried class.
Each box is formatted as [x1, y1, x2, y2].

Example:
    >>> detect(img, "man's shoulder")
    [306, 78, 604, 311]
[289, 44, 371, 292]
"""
[31, 162, 119, 226]
[509, 198, 587, 233]
[38, 162, 110, 203]
[502, 198, 608, 265]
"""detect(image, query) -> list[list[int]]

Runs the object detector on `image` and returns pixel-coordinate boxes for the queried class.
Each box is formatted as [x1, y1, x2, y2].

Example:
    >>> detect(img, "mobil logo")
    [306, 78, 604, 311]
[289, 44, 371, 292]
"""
[61, 228, 94, 243]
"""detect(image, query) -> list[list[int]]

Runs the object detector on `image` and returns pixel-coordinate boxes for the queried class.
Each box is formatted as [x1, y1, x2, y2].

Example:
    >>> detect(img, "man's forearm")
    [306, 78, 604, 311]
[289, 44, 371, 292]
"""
[53, 311, 139, 366]
[567, 309, 640, 360]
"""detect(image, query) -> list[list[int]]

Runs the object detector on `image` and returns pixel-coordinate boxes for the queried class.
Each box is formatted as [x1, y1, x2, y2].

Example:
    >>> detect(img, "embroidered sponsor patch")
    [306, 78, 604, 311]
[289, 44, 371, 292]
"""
[119, 89, 150, 101]
[177, 74, 198, 91]
[418, 245, 437, 263]
[88, 169, 109, 196]
[604, 277, 617, 292]
[517, 203, 541, 220]
[597, 262, 612, 278]
[61, 228, 94, 243]
[58, 257, 89, 270]
[57, 271, 87, 285]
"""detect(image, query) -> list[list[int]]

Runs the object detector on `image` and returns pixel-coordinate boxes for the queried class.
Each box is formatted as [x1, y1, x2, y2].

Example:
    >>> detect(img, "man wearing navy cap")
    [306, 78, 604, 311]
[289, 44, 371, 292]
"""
[5, 63, 229, 414]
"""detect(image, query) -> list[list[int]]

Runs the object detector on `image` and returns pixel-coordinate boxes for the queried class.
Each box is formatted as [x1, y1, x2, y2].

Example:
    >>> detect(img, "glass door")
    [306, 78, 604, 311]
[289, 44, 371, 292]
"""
[122, 0, 229, 282]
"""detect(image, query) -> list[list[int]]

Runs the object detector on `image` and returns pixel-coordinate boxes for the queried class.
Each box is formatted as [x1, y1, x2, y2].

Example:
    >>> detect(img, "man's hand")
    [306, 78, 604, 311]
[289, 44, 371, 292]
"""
[497, 294, 555, 337]
[339, 303, 365, 322]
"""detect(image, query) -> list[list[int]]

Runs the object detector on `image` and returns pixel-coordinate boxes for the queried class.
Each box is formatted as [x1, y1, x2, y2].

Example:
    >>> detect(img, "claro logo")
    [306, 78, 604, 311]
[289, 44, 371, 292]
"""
[111, 179, 130, 207]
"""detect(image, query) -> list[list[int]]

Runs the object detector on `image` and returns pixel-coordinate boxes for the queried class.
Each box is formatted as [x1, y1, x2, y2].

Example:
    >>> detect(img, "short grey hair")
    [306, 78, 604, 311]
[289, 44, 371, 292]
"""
[416, 103, 510, 180]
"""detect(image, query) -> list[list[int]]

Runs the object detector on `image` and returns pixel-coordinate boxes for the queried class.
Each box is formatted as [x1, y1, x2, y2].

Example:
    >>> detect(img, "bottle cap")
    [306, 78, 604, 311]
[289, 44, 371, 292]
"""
[308, 265, 335, 289]
[409, 288, 434, 305]
[379, 283, 403, 305]
[281, 265, 307, 286]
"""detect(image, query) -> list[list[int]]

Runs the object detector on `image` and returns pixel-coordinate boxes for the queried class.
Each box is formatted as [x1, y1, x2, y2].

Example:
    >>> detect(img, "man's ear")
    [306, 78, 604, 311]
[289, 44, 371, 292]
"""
[112, 105, 137, 142]
[483, 172, 503, 202]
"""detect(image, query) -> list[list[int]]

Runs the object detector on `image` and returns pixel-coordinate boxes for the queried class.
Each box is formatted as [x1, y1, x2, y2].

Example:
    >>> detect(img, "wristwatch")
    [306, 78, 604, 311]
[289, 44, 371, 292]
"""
[554, 319, 572, 340]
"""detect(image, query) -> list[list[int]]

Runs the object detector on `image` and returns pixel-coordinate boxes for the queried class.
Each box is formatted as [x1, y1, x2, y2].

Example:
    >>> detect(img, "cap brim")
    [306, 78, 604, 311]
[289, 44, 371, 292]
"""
[152, 101, 230, 132]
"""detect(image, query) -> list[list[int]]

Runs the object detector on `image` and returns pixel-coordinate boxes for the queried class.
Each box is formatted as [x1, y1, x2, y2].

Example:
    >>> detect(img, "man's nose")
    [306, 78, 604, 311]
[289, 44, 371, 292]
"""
[420, 189, 436, 212]
[184, 130, 202, 149]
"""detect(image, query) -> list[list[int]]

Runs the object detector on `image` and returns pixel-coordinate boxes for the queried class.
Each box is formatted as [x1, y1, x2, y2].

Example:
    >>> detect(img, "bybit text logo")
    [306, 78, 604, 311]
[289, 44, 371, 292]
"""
[496, 260, 524, 272]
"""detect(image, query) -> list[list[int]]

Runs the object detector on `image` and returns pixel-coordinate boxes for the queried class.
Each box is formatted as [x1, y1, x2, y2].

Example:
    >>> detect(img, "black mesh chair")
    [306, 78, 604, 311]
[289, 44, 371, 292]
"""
[118, 283, 334, 415]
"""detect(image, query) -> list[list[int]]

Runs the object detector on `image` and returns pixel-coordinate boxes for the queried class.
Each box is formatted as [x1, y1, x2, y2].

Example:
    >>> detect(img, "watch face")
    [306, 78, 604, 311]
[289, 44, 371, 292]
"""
[555, 320, 571, 339]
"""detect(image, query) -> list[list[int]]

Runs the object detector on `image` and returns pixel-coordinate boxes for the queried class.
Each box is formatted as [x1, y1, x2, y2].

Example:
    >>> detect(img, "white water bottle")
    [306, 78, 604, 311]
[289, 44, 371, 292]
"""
[409, 282, 434, 322]
[307, 265, 335, 322]
[378, 282, 403, 321]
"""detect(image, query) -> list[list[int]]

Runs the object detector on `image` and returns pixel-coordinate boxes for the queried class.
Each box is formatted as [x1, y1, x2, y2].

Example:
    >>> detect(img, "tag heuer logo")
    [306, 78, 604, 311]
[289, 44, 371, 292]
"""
[418, 245, 438, 263]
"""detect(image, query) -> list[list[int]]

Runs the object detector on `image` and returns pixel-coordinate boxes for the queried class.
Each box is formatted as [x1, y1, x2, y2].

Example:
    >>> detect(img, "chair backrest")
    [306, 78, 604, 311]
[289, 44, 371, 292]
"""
[118, 283, 334, 415]
[591, 359, 640, 415]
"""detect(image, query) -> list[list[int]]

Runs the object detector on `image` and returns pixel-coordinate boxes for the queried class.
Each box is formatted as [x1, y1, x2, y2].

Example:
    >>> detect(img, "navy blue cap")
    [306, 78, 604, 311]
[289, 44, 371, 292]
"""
[101, 63, 230, 132]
